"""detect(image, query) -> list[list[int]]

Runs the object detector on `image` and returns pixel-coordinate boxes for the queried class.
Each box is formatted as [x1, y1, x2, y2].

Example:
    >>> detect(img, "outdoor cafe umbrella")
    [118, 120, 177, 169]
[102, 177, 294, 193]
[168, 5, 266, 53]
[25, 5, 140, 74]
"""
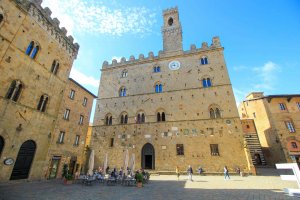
[130, 153, 135, 173]
[88, 149, 94, 176]
[124, 149, 129, 176]
[103, 153, 108, 175]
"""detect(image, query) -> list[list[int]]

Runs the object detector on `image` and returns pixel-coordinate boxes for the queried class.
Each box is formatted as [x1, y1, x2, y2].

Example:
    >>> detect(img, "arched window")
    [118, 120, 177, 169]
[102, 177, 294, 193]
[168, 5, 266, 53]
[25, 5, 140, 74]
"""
[157, 110, 166, 122]
[119, 87, 127, 97]
[120, 115, 124, 124]
[141, 113, 145, 123]
[121, 70, 128, 78]
[109, 116, 112, 125]
[31, 45, 39, 59]
[202, 78, 212, 88]
[136, 111, 145, 124]
[200, 56, 208, 65]
[124, 115, 128, 124]
[0, 14, 4, 25]
[105, 114, 112, 125]
[120, 112, 128, 124]
[209, 106, 222, 119]
[6, 80, 23, 102]
[153, 66, 161, 73]
[26, 41, 40, 59]
[215, 108, 221, 118]
[162, 112, 166, 121]
[157, 112, 161, 122]
[37, 94, 49, 112]
[155, 83, 163, 93]
[51, 60, 59, 75]
[209, 108, 215, 119]
[26, 41, 34, 55]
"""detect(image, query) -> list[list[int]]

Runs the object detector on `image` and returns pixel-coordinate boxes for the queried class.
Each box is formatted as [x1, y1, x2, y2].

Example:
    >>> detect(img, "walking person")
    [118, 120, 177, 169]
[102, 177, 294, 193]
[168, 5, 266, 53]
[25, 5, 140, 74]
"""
[176, 166, 180, 181]
[224, 166, 230, 180]
[187, 165, 193, 181]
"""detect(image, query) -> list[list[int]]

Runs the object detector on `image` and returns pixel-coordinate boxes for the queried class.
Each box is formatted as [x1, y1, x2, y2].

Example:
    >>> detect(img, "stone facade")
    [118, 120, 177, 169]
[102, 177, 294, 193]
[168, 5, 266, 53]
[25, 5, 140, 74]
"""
[46, 78, 96, 179]
[238, 92, 300, 166]
[91, 7, 253, 173]
[0, 0, 94, 182]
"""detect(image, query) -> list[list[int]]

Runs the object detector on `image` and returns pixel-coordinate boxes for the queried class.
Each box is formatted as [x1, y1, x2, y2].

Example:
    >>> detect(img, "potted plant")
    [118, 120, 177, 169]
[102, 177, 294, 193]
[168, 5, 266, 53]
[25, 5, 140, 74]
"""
[136, 172, 143, 188]
[62, 164, 73, 185]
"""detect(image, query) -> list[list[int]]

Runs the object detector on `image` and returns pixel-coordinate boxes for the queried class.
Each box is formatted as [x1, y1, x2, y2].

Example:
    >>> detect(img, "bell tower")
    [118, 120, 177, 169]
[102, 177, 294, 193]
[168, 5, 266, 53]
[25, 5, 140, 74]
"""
[162, 7, 183, 52]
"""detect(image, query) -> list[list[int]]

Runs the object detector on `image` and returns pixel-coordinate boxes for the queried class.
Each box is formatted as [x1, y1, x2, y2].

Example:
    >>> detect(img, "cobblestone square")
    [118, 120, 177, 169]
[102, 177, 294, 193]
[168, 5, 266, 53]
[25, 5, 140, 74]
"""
[0, 174, 299, 200]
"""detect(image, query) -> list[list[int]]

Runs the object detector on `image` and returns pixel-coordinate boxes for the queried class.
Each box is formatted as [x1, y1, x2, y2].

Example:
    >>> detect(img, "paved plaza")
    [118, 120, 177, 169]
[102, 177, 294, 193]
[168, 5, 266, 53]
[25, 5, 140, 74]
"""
[0, 173, 299, 200]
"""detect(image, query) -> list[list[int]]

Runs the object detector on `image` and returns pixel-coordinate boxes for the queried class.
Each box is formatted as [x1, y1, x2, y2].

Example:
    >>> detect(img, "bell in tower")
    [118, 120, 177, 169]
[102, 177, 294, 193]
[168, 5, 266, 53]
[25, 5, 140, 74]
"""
[161, 7, 183, 52]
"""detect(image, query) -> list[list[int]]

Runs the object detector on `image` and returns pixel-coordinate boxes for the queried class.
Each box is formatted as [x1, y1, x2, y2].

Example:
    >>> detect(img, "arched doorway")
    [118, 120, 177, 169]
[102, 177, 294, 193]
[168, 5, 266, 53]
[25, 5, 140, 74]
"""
[10, 140, 36, 180]
[0, 136, 4, 157]
[141, 143, 155, 169]
[254, 153, 262, 165]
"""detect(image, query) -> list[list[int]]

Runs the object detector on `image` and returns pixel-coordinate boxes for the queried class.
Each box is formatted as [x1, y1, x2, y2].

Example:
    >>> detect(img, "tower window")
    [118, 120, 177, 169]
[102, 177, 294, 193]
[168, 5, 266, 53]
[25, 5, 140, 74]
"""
[37, 94, 49, 112]
[119, 87, 127, 97]
[121, 70, 128, 78]
[200, 56, 208, 65]
[210, 144, 219, 156]
[176, 144, 184, 155]
[168, 17, 173, 26]
[155, 83, 163, 93]
[153, 66, 161, 73]
[202, 78, 212, 88]
[5, 80, 23, 102]
[209, 107, 221, 119]
[51, 60, 59, 75]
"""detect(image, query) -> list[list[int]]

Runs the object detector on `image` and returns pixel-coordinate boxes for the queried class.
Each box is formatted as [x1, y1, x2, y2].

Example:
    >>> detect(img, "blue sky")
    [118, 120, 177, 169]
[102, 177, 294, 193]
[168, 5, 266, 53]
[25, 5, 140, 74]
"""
[42, 0, 300, 122]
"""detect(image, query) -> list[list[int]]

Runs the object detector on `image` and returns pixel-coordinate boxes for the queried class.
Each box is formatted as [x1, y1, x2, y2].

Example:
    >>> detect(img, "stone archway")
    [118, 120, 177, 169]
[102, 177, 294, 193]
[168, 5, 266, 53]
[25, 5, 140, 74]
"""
[10, 140, 36, 180]
[141, 143, 155, 170]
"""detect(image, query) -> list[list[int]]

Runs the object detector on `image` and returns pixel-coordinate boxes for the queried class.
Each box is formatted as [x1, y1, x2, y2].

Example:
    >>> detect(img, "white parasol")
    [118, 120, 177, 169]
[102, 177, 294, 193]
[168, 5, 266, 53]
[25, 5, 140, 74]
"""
[88, 150, 95, 176]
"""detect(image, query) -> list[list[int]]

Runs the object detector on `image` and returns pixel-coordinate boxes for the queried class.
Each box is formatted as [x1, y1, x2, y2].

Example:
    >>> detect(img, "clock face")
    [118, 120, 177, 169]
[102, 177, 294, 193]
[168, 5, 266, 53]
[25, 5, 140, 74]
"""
[169, 60, 181, 70]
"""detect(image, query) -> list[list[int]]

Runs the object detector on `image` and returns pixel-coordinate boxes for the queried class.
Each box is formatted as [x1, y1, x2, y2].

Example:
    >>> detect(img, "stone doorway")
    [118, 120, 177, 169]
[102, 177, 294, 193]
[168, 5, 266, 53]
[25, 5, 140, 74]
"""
[49, 156, 61, 179]
[141, 143, 155, 170]
[10, 140, 36, 180]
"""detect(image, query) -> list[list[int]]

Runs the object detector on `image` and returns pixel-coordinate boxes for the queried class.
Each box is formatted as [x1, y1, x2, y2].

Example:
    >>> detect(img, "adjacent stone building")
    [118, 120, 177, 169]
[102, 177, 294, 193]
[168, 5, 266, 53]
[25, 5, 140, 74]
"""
[0, 0, 95, 181]
[91, 7, 253, 173]
[238, 92, 300, 166]
[47, 78, 96, 179]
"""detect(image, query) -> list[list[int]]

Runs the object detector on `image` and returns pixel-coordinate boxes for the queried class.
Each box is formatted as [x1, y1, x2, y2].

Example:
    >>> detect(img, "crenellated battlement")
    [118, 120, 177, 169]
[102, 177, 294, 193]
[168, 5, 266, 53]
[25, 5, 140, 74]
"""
[15, 0, 79, 59]
[102, 36, 222, 69]
[163, 6, 178, 15]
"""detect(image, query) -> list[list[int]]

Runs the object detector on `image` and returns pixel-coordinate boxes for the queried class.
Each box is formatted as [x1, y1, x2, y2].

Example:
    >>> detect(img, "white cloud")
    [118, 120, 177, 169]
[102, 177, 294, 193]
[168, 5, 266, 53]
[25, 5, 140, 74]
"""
[70, 68, 99, 88]
[42, 0, 157, 36]
[252, 61, 280, 90]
